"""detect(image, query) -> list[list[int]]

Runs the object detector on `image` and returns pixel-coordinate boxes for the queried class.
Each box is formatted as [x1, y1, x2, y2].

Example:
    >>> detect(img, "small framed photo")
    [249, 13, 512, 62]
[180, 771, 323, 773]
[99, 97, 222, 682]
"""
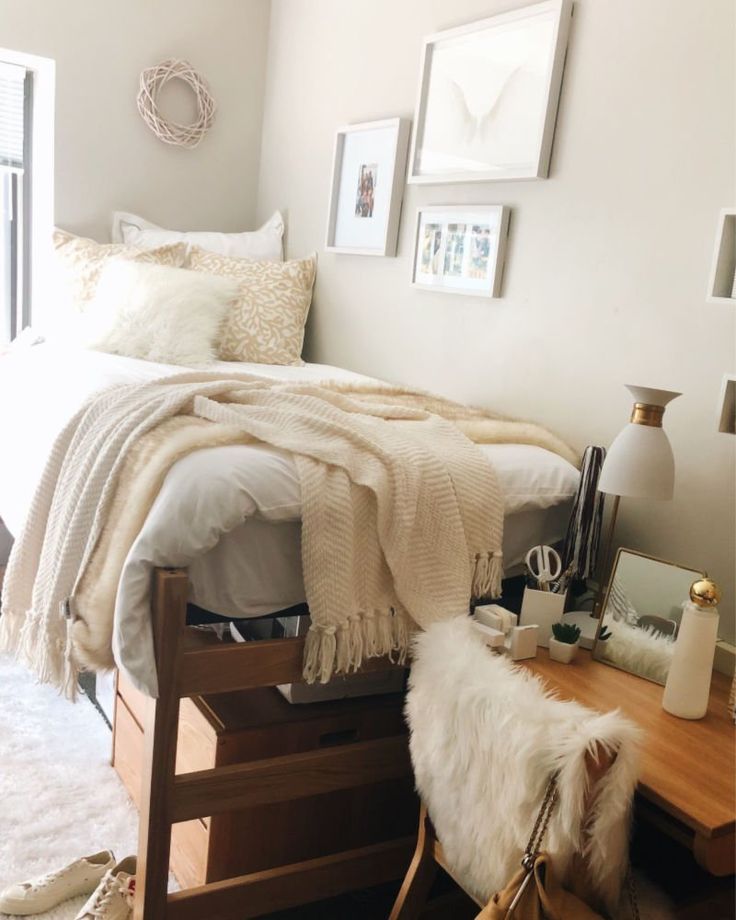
[409, 0, 572, 184]
[411, 205, 510, 298]
[326, 117, 411, 256]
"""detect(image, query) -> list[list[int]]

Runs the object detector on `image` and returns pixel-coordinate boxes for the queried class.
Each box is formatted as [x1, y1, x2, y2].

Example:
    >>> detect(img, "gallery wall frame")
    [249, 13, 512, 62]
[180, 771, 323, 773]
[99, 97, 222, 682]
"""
[408, 0, 573, 184]
[411, 205, 510, 298]
[325, 117, 411, 256]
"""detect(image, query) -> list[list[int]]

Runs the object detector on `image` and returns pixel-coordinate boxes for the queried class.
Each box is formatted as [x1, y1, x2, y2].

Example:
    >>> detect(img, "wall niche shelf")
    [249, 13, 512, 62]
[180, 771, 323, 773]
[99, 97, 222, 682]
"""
[707, 208, 736, 303]
[717, 374, 736, 435]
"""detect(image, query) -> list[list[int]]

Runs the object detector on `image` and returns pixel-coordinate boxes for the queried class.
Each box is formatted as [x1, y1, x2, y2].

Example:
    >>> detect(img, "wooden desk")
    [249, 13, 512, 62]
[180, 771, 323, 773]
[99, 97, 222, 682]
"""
[522, 649, 735, 876]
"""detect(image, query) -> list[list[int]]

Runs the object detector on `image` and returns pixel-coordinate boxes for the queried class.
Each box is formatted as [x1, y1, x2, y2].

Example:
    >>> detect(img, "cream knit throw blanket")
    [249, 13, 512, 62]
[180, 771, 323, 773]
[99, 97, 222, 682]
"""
[0, 373, 576, 697]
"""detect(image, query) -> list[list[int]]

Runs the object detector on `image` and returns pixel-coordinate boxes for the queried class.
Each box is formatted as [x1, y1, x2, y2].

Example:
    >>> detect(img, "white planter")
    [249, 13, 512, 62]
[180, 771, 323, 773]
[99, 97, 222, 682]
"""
[548, 638, 579, 664]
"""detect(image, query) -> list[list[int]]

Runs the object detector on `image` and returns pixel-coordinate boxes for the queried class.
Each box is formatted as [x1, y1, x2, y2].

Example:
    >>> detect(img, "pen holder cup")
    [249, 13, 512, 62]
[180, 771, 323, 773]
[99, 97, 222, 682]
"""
[520, 587, 568, 648]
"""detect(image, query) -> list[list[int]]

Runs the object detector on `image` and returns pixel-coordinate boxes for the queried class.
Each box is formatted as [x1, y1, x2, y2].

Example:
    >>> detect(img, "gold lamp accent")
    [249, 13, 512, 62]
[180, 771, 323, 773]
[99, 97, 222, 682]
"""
[630, 403, 665, 427]
[690, 576, 722, 608]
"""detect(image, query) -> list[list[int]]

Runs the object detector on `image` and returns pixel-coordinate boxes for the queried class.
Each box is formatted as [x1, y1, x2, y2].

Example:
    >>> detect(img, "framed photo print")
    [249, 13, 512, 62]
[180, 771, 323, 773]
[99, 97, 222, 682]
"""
[411, 206, 510, 298]
[409, 0, 572, 184]
[326, 117, 411, 256]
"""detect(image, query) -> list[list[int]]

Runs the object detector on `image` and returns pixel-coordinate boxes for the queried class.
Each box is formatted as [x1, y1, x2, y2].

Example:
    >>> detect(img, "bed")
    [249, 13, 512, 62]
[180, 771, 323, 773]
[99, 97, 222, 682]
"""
[0, 342, 578, 696]
[0, 341, 580, 919]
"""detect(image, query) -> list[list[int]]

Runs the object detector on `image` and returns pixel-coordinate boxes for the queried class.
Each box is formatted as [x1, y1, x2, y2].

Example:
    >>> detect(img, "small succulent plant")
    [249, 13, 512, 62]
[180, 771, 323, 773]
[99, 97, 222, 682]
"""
[598, 625, 613, 641]
[551, 621, 581, 645]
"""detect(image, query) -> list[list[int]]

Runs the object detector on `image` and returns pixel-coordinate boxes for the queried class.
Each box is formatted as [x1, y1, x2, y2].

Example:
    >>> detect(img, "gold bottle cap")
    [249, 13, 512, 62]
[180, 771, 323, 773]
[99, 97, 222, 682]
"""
[690, 577, 721, 608]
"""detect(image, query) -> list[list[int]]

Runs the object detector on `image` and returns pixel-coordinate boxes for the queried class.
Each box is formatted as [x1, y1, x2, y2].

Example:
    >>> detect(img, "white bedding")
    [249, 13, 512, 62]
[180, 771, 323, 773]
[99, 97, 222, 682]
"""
[0, 344, 578, 694]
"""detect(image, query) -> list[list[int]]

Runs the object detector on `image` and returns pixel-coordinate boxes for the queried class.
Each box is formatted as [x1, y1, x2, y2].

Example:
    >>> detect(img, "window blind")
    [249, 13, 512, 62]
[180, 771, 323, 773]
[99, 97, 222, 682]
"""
[0, 61, 27, 171]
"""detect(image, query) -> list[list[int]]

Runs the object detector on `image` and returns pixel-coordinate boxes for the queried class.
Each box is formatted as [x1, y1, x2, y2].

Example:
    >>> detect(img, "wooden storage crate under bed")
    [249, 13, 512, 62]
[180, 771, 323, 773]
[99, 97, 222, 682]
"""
[118, 568, 417, 920]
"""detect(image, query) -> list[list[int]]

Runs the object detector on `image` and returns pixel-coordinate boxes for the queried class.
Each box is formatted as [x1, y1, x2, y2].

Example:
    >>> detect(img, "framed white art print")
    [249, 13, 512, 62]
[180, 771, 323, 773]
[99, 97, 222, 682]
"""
[411, 205, 510, 298]
[409, 0, 572, 183]
[325, 117, 411, 256]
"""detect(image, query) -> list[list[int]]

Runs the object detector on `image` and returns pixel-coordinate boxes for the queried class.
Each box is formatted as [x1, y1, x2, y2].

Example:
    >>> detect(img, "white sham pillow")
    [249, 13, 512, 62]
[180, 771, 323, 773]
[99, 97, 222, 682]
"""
[84, 260, 238, 366]
[110, 211, 284, 261]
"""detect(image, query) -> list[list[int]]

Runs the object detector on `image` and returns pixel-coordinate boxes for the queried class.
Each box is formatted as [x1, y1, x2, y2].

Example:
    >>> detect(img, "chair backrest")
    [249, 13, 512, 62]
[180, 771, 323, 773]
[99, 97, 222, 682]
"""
[406, 617, 640, 915]
[638, 614, 678, 637]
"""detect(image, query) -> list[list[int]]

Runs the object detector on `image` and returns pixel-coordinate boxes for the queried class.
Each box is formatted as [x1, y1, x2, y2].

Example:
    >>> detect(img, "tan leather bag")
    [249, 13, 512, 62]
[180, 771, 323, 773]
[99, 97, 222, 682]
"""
[477, 853, 604, 920]
[476, 775, 639, 920]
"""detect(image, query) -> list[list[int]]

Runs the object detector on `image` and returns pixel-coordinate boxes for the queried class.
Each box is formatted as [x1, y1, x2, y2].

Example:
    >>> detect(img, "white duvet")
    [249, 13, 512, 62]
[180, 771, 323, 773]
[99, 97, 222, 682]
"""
[0, 344, 578, 695]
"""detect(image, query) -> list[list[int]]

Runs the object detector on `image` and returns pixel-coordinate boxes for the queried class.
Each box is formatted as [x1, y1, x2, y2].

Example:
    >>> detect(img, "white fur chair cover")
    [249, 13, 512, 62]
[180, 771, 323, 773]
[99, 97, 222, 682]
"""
[406, 618, 641, 913]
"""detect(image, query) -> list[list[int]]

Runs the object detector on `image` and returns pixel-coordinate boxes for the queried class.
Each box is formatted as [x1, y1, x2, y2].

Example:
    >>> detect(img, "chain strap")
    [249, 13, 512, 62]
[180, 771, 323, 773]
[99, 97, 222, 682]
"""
[514, 774, 642, 920]
[522, 773, 559, 868]
[506, 776, 560, 915]
[626, 868, 641, 920]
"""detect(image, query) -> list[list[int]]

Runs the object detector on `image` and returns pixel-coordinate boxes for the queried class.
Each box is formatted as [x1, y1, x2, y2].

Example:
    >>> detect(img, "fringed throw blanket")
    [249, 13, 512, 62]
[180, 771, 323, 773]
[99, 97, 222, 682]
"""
[0, 372, 577, 697]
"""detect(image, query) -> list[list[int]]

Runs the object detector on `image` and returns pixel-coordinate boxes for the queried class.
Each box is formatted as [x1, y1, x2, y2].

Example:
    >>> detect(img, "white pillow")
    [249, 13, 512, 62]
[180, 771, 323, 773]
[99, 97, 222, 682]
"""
[110, 211, 284, 261]
[84, 260, 238, 366]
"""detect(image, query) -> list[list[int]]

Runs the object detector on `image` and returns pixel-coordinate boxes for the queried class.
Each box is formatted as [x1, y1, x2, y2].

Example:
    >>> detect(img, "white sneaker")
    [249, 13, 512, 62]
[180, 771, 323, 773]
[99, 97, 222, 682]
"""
[75, 856, 136, 920]
[0, 851, 115, 915]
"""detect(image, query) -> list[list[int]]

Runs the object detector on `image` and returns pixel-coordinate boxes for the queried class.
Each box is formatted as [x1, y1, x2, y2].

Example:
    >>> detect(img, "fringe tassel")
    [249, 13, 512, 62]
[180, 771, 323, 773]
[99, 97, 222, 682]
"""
[391, 607, 413, 664]
[472, 550, 504, 599]
[63, 617, 79, 701]
[0, 605, 24, 654]
[0, 603, 78, 700]
[302, 607, 414, 684]
[303, 626, 337, 684]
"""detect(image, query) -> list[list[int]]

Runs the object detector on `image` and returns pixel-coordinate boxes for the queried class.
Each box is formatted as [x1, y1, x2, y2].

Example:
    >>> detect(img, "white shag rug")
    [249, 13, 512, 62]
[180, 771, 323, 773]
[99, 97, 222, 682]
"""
[0, 655, 139, 920]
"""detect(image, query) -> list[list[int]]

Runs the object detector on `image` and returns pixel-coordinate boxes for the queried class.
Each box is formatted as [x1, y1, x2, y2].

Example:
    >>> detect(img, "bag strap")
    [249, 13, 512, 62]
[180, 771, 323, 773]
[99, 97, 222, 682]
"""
[505, 776, 560, 915]
[521, 774, 641, 920]
[522, 773, 559, 869]
[626, 868, 641, 920]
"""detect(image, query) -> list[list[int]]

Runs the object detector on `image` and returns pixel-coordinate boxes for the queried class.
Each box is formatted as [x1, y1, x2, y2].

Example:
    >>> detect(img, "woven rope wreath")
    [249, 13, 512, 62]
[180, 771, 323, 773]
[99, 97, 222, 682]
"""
[137, 59, 215, 148]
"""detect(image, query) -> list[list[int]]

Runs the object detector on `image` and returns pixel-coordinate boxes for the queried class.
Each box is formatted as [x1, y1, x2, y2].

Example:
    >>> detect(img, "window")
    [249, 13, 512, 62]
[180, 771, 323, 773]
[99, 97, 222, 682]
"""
[0, 61, 32, 344]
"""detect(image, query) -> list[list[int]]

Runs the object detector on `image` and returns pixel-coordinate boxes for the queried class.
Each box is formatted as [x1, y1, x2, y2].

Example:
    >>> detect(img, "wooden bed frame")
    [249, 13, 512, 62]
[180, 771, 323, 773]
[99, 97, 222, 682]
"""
[132, 568, 414, 920]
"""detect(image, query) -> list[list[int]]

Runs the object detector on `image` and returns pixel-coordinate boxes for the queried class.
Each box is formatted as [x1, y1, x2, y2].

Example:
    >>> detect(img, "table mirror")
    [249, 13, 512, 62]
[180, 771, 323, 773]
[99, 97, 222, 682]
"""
[592, 548, 704, 685]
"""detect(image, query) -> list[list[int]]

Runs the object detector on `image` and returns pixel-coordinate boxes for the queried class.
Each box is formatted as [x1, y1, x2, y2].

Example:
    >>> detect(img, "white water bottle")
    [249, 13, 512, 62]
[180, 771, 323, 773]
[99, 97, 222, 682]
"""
[662, 578, 721, 720]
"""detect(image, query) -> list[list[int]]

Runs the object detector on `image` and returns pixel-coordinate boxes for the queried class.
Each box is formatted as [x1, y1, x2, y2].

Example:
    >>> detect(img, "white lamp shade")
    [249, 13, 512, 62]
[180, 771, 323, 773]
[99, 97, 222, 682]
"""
[598, 424, 675, 499]
[598, 384, 680, 500]
[625, 385, 681, 407]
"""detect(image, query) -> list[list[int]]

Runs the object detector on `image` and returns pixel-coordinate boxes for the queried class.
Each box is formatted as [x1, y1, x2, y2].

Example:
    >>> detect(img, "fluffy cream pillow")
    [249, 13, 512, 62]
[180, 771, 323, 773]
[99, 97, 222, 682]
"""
[187, 246, 317, 365]
[53, 229, 188, 313]
[84, 260, 238, 366]
[111, 211, 284, 261]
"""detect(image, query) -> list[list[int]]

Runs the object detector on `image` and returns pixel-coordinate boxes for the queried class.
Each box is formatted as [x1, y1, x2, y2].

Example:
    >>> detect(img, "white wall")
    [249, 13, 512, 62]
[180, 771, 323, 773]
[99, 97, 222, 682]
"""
[0, 0, 271, 241]
[257, 0, 736, 641]
[0, 0, 270, 559]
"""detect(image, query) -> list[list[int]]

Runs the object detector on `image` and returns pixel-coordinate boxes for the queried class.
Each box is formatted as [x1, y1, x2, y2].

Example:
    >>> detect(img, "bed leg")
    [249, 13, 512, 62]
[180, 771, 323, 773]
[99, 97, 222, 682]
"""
[133, 570, 188, 920]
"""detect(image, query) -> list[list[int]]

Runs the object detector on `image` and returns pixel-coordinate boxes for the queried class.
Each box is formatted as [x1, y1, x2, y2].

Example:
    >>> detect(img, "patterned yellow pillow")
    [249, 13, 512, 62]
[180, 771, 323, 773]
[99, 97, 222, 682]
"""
[187, 246, 316, 365]
[53, 229, 188, 312]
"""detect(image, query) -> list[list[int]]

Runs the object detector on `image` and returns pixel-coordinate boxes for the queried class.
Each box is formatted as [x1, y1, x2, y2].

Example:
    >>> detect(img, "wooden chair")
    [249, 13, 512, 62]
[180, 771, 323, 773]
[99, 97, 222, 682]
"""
[132, 568, 414, 920]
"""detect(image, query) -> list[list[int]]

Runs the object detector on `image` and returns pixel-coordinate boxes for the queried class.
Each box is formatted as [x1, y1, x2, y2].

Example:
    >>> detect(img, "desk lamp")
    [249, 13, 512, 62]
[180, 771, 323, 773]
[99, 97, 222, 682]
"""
[594, 384, 681, 615]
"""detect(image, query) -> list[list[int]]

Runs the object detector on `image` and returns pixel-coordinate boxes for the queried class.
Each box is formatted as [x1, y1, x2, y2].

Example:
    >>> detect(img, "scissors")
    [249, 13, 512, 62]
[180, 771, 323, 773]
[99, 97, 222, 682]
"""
[525, 545, 562, 592]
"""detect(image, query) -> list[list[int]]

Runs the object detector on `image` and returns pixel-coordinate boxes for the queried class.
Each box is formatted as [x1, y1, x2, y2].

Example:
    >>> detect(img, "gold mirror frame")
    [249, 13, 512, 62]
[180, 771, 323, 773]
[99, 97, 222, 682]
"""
[592, 547, 705, 685]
